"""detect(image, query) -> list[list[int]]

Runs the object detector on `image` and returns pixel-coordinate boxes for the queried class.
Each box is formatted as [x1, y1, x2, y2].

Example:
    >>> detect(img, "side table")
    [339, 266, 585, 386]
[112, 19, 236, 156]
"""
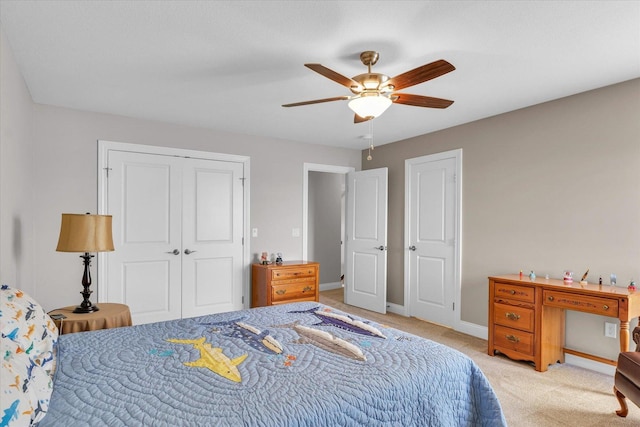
[48, 303, 132, 335]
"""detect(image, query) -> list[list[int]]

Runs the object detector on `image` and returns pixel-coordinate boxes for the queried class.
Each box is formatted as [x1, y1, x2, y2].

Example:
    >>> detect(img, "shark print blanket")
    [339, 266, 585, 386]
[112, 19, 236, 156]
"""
[41, 302, 506, 426]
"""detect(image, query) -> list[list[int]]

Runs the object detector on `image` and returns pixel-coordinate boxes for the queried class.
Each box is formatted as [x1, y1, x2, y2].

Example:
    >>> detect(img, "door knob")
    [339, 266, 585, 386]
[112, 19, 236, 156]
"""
[375, 245, 387, 251]
[166, 249, 179, 255]
[184, 249, 197, 255]
[409, 245, 416, 251]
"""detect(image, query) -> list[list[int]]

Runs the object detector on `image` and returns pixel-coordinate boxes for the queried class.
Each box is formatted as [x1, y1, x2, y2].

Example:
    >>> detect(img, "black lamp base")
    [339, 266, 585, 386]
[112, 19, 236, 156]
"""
[73, 303, 100, 314]
[74, 252, 100, 314]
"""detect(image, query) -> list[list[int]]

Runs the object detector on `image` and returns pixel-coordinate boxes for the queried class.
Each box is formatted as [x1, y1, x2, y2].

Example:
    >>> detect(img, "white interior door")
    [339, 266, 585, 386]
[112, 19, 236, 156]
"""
[405, 151, 460, 327]
[181, 158, 244, 318]
[103, 147, 245, 325]
[105, 151, 183, 324]
[344, 168, 388, 313]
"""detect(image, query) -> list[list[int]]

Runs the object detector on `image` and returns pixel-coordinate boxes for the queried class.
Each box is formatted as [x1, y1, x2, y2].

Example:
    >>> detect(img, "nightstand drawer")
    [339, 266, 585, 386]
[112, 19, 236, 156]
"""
[543, 290, 618, 317]
[271, 280, 317, 303]
[494, 283, 535, 304]
[494, 325, 534, 356]
[493, 303, 534, 332]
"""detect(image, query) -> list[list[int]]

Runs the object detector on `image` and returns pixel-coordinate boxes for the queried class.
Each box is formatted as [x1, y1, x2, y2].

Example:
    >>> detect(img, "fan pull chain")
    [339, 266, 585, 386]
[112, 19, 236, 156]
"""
[367, 120, 375, 161]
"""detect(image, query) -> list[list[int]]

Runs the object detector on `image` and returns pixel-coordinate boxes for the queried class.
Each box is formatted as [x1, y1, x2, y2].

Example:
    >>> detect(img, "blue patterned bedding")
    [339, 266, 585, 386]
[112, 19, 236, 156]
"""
[41, 302, 506, 426]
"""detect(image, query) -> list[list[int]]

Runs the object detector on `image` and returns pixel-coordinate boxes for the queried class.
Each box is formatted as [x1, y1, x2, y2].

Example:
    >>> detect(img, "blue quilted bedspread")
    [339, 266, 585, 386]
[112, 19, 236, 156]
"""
[41, 302, 506, 426]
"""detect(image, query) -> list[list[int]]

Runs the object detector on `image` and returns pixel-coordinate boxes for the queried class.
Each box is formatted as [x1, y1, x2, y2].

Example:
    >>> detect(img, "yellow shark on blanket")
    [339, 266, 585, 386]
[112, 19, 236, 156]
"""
[166, 337, 248, 383]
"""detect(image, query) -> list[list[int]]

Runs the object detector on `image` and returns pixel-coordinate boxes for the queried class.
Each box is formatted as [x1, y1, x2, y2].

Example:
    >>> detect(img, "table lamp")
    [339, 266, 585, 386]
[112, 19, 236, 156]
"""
[56, 213, 114, 313]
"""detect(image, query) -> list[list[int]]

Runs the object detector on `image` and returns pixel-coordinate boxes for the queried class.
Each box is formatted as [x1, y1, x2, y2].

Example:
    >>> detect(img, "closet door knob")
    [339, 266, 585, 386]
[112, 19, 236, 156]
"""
[184, 249, 197, 255]
[166, 249, 180, 255]
[409, 245, 416, 251]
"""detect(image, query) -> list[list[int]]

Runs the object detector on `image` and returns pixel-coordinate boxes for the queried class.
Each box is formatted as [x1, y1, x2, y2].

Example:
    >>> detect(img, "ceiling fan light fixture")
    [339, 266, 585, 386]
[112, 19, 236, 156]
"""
[348, 93, 392, 119]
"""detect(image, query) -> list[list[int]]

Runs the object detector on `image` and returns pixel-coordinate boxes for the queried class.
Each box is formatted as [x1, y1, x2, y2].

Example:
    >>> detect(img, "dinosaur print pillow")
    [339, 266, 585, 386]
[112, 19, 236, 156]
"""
[1, 285, 58, 426]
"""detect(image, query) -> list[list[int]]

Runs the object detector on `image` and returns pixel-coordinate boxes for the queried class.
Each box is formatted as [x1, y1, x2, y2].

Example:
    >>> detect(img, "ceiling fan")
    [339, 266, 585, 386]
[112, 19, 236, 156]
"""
[282, 51, 455, 123]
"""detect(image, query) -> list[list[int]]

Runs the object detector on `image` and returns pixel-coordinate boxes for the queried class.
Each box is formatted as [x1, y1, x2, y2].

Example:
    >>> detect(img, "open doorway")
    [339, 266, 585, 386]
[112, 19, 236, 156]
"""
[302, 164, 354, 291]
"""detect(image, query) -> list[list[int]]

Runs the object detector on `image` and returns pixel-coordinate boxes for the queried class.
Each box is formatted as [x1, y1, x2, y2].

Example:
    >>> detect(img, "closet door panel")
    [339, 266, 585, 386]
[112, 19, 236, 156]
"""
[182, 158, 244, 318]
[105, 151, 182, 325]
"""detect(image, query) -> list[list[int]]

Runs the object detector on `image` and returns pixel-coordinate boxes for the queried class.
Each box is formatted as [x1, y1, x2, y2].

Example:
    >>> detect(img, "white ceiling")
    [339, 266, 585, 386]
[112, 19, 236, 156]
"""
[1, 1, 638, 150]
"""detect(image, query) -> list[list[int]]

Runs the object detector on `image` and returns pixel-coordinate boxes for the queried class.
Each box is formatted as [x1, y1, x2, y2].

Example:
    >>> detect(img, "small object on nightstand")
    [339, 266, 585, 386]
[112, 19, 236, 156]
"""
[261, 252, 269, 265]
[49, 313, 67, 320]
[275, 253, 283, 265]
[528, 271, 536, 280]
[611, 273, 617, 286]
[629, 280, 637, 292]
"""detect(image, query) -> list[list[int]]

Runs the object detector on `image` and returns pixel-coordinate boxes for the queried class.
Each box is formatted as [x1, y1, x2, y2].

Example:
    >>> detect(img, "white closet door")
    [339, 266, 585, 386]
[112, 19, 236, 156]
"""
[181, 158, 244, 318]
[106, 151, 183, 325]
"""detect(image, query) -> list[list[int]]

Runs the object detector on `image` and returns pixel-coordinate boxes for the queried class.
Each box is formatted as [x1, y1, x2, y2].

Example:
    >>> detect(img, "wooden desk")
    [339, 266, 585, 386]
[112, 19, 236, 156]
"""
[49, 303, 132, 335]
[488, 275, 640, 371]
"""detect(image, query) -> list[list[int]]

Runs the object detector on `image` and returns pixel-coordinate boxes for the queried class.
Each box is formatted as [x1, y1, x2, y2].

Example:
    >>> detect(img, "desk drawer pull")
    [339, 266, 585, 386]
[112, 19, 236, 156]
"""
[548, 296, 554, 302]
[505, 334, 520, 343]
[302, 286, 312, 292]
[276, 290, 286, 295]
[510, 290, 516, 295]
[603, 304, 609, 310]
[505, 312, 521, 321]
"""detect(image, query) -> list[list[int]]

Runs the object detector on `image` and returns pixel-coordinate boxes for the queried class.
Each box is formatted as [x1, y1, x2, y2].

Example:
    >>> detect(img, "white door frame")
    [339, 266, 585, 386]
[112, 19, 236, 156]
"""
[302, 163, 355, 262]
[404, 149, 462, 329]
[97, 140, 251, 308]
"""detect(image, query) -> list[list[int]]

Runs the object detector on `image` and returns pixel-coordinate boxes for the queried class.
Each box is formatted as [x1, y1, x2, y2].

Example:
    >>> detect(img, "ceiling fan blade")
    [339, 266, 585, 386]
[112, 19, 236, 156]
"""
[282, 96, 349, 107]
[388, 59, 455, 91]
[305, 64, 362, 90]
[354, 114, 373, 124]
[392, 93, 454, 109]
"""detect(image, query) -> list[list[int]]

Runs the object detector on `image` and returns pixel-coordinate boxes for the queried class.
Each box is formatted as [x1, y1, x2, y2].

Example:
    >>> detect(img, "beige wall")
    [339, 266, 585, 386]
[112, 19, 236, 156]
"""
[0, 28, 36, 295]
[363, 78, 640, 360]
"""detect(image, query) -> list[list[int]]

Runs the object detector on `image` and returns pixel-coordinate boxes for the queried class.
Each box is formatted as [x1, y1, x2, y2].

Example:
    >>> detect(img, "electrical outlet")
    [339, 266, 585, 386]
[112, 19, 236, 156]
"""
[605, 322, 617, 338]
[251, 228, 258, 237]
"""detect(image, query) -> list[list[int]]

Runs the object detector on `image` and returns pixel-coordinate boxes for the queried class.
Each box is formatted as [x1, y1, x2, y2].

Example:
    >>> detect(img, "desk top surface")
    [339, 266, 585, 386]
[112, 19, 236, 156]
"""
[489, 274, 639, 299]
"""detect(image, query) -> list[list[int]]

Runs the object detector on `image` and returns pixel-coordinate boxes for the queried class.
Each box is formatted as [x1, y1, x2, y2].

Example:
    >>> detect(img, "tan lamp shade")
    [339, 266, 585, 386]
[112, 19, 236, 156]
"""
[56, 213, 115, 253]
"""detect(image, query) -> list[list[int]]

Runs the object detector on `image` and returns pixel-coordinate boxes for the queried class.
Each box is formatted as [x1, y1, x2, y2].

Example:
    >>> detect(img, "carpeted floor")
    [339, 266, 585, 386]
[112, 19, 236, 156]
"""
[319, 288, 640, 426]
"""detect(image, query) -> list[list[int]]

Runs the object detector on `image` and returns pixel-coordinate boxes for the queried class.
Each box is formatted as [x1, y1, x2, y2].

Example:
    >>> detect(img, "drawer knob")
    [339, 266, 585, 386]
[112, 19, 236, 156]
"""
[505, 312, 521, 321]
[548, 296, 554, 302]
[505, 334, 520, 343]
[276, 290, 286, 295]
[603, 304, 609, 310]
[510, 290, 516, 295]
[302, 286, 312, 292]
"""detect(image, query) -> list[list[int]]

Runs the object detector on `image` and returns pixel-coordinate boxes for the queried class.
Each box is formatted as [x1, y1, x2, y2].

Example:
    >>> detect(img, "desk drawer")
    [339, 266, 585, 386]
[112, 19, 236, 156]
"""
[271, 279, 316, 303]
[494, 303, 534, 332]
[494, 325, 534, 356]
[543, 290, 618, 317]
[494, 282, 535, 304]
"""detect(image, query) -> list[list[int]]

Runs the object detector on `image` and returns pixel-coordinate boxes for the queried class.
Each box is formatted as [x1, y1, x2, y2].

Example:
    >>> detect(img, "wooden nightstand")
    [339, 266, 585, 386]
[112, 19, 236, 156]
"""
[251, 261, 319, 307]
[48, 303, 132, 334]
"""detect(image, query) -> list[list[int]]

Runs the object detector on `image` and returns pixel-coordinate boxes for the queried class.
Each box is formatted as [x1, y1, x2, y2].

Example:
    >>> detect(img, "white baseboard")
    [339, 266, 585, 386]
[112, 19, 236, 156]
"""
[386, 302, 406, 316]
[457, 321, 488, 340]
[319, 281, 342, 291]
[565, 354, 616, 376]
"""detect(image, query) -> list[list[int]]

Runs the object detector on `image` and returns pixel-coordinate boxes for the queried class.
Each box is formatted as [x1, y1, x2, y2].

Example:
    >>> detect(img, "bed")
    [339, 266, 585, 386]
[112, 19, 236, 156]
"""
[1, 286, 506, 426]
